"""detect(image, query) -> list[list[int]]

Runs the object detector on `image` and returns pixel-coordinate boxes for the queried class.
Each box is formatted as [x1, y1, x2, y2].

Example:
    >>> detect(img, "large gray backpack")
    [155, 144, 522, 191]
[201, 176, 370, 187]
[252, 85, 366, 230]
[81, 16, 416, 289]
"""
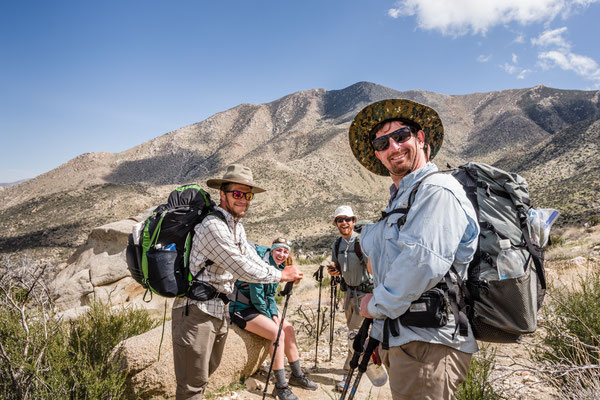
[385, 162, 546, 343]
[452, 162, 546, 342]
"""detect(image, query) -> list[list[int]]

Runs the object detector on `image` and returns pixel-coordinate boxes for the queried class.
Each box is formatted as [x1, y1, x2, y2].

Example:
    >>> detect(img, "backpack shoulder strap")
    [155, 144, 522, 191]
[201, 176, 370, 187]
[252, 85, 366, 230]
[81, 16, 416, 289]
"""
[379, 171, 447, 224]
[354, 237, 364, 263]
[333, 237, 342, 267]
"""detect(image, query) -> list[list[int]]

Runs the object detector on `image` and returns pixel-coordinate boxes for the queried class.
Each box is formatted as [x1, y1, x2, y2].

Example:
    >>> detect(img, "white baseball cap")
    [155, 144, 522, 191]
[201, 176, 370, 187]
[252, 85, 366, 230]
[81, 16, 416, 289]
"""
[333, 205, 356, 220]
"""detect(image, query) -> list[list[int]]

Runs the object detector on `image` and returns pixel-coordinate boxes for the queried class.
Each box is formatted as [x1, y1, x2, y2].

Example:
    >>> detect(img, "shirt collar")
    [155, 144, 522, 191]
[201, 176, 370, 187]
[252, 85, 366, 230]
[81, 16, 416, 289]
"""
[214, 205, 240, 225]
[388, 162, 439, 204]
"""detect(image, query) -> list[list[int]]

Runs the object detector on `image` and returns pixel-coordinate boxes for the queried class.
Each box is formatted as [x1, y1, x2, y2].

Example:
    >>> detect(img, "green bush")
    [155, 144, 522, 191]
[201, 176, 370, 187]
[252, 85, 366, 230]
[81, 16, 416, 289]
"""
[455, 346, 502, 400]
[531, 269, 600, 398]
[535, 269, 600, 364]
[0, 263, 158, 400]
[62, 301, 158, 398]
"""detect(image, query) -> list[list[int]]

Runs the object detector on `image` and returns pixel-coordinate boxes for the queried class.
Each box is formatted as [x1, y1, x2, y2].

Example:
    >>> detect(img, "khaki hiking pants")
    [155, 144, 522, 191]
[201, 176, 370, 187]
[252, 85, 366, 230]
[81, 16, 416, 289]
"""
[380, 341, 471, 400]
[343, 290, 365, 371]
[172, 305, 228, 400]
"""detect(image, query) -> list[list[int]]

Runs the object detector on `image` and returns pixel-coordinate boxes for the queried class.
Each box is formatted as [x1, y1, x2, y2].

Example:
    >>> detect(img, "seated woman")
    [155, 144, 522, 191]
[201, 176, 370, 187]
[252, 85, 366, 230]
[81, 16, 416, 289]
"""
[230, 237, 317, 400]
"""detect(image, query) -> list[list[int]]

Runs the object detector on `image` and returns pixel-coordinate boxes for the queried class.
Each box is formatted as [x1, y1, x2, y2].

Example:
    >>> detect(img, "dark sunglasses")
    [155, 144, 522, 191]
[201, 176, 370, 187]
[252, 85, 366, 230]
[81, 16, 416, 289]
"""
[335, 216, 354, 223]
[371, 126, 412, 152]
[224, 190, 254, 201]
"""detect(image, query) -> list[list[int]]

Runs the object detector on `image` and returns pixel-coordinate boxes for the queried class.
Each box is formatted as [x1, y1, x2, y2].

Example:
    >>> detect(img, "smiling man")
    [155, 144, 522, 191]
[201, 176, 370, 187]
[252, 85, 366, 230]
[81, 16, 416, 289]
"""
[327, 205, 372, 391]
[171, 164, 303, 400]
[349, 99, 480, 400]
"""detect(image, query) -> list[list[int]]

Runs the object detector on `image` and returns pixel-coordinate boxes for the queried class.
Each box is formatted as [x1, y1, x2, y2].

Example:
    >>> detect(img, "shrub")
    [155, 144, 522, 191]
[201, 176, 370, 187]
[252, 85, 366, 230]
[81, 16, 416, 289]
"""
[63, 300, 158, 398]
[455, 346, 502, 400]
[0, 258, 158, 399]
[533, 269, 600, 398]
[536, 269, 600, 364]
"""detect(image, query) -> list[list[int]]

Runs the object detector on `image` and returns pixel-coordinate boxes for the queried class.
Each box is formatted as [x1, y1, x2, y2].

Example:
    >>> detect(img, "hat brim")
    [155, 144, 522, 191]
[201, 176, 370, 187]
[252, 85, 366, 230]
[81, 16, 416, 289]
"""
[349, 99, 444, 176]
[206, 178, 266, 193]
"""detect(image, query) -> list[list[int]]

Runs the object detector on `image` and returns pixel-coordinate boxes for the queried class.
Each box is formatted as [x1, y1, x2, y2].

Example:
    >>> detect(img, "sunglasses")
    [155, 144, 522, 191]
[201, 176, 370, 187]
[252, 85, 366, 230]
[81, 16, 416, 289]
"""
[273, 237, 292, 246]
[335, 216, 354, 223]
[371, 126, 412, 152]
[224, 190, 254, 201]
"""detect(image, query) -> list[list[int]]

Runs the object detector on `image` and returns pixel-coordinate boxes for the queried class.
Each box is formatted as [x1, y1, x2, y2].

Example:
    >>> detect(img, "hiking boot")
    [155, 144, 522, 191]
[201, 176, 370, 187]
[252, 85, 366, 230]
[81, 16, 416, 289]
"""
[273, 385, 299, 400]
[288, 373, 318, 391]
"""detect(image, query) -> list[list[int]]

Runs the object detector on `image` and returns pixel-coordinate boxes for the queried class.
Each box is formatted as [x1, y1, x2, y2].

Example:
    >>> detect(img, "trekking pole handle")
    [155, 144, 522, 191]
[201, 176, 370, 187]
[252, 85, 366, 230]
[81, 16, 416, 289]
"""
[279, 281, 294, 297]
[358, 337, 380, 373]
[313, 265, 325, 281]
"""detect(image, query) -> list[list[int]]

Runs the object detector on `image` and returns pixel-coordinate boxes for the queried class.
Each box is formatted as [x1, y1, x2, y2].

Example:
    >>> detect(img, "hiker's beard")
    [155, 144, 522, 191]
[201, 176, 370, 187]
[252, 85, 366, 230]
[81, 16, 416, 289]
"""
[337, 223, 354, 238]
[224, 197, 249, 219]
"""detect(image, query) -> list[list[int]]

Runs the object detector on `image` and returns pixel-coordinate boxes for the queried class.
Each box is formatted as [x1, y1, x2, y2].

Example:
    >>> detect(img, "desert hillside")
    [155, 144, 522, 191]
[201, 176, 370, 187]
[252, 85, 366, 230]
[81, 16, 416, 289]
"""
[1, 82, 599, 264]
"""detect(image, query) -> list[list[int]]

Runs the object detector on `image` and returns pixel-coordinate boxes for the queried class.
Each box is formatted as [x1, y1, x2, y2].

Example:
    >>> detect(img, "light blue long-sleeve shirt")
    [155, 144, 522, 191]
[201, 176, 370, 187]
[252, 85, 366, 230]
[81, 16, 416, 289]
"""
[361, 162, 480, 353]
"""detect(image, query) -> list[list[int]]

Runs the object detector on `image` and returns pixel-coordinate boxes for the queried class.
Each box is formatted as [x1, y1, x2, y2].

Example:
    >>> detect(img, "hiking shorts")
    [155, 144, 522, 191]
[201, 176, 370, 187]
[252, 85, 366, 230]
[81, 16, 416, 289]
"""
[229, 307, 261, 329]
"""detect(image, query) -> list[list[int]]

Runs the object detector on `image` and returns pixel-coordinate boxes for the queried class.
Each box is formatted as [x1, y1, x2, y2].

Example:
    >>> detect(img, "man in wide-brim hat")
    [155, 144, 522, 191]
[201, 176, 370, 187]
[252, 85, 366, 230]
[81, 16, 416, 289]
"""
[172, 164, 303, 400]
[352, 99, 480, 400]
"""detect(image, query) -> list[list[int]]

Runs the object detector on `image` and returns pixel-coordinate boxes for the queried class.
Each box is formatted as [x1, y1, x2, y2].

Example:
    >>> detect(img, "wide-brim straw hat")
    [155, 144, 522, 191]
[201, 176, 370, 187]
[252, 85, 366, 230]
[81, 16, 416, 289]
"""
[348, 99, 444, 176]
[206, 164, 266, 193]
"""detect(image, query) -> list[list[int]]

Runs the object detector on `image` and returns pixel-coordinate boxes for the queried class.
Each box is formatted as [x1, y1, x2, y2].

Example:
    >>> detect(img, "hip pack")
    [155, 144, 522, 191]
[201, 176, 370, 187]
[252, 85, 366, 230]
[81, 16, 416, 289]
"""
[380, 162, 547, 344]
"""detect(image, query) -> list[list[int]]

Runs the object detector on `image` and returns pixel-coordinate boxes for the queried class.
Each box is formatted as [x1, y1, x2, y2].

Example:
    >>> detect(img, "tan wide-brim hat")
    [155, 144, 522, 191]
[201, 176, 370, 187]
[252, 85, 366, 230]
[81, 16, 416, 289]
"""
[206, 164, 266, 193]
[348, 99, 444, 176]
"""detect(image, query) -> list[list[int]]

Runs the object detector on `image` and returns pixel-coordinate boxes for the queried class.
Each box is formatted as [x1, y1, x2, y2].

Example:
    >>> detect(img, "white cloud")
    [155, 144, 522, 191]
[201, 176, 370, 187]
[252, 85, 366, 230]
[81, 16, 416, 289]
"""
[477, 54, 492, 62]
[502, 63, 519, 75]
[531, 27, 570, 49]
[538, 51, 600, 81]
[517, 69, 532, 79]
[512, 53, 519, 64]
[387, 0, 599, 36]
[513, 34, 525, 44]
[533, 28, 600, 86]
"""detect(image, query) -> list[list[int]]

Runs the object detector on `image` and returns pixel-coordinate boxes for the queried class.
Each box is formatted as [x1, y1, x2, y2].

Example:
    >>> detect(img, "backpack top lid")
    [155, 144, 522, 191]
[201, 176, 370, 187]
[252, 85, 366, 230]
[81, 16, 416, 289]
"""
[167, 184, 213, 209]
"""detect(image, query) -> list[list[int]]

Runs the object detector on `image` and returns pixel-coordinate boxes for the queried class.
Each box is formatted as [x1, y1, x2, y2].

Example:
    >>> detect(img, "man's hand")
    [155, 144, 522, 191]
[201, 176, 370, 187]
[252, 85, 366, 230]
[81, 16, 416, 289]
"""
[327, 263, 340, 277]
[281, 264, 303, 282]
[359, 293, 374, 318]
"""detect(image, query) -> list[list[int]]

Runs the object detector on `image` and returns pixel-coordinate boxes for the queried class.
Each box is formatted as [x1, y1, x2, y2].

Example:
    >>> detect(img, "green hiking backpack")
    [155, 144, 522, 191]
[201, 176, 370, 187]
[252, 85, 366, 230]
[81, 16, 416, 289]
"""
[381, 162, 547, 344]
[126, 184, 219, 300]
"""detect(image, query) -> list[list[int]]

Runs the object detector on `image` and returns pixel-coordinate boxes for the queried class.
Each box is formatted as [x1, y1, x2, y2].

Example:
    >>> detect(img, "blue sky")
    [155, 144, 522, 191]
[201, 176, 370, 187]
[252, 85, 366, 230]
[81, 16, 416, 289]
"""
[2, 0, 599, 182]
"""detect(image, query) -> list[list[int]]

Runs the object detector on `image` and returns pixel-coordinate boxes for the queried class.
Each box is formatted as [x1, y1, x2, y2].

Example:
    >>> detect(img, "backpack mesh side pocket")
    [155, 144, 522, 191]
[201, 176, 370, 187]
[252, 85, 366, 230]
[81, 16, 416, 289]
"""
[470, 264, 538, 342]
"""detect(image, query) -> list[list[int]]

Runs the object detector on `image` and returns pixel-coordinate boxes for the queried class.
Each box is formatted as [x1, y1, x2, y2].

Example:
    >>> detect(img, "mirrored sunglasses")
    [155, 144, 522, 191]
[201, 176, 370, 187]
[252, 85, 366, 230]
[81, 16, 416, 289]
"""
[225, 190, 254, 201]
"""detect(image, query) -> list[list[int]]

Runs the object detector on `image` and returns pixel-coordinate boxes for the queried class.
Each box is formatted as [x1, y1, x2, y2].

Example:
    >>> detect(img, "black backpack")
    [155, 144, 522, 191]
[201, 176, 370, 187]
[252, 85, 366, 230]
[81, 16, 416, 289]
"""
[380, 162, 547, 344]
[126, 184, 219, 300]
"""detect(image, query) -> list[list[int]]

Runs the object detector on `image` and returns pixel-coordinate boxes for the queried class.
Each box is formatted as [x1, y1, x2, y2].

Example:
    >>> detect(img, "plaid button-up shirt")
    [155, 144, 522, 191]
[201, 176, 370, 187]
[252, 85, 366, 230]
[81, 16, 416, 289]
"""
[173, 206, 282, 319]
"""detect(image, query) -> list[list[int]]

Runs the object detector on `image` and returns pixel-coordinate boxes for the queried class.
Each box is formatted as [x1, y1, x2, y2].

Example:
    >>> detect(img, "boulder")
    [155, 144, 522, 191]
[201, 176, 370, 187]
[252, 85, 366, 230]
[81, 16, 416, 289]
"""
[50, 215, 168, 316]
[112, 320, 270, 398]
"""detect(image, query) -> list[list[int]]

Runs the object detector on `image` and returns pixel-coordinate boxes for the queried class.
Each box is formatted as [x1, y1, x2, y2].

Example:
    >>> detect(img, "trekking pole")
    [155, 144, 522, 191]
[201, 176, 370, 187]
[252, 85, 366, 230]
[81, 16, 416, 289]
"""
[340, 318, 373, 400]
[262, 281, 294, 400]
[312, 265, 325, 369]
[329, 276, 339, 361]
[347, 337, 380, 400]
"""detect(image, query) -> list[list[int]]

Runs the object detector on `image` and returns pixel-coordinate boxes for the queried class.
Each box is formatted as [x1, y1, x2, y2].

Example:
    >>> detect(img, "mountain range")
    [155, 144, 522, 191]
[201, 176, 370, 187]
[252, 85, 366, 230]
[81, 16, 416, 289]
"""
[1, 81, 599, 263]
